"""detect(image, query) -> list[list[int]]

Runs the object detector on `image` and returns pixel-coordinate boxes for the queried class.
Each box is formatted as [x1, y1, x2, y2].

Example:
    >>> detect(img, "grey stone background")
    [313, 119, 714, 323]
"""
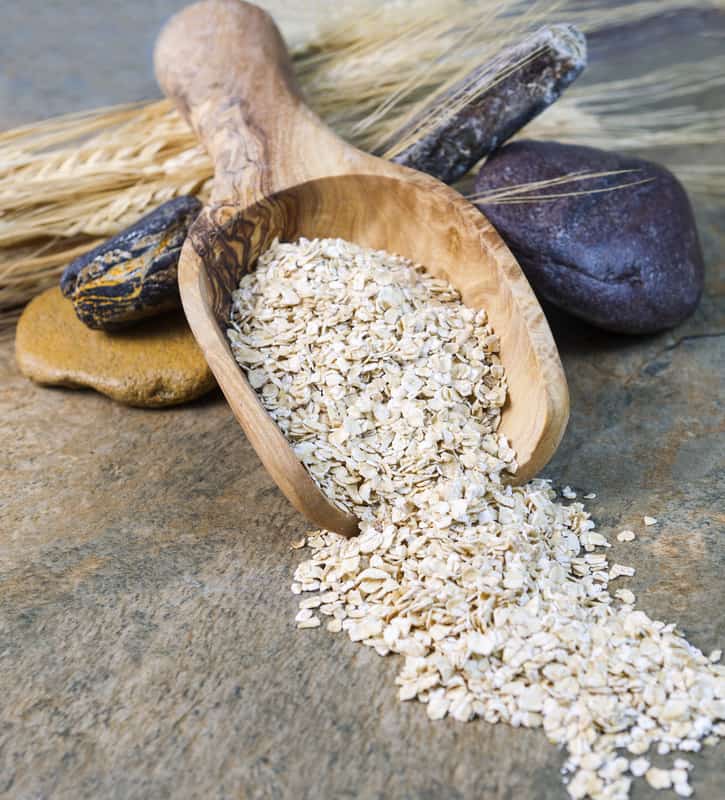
[0, 1, 332, 126]
[0, 2, 723, 800]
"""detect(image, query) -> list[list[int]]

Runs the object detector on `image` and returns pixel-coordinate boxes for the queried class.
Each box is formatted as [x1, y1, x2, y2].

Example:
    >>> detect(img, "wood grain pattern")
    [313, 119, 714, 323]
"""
[154, 0, 569, 537]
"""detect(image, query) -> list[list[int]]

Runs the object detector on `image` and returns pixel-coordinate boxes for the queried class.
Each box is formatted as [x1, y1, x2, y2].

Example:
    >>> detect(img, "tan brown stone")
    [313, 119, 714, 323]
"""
[15, 287, 216, 407]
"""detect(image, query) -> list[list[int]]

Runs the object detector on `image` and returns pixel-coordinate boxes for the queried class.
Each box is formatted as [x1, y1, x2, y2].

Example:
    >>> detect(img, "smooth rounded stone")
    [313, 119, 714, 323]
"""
[15, 287, 216, 407]
[474, 140, 704, 334]
[60, 196, 201, 331]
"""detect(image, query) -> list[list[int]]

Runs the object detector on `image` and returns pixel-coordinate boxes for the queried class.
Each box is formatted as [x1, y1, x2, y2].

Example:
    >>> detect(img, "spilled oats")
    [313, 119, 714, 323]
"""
[228, 237, 723, 800]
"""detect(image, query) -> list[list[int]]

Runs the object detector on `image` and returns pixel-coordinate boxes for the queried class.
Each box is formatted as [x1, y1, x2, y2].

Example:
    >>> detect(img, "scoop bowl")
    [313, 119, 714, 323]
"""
[156, 0, 570, 537]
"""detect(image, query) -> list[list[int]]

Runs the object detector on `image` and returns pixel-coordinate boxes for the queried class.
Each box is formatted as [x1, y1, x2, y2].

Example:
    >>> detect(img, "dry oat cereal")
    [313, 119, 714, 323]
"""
[228, 237, 723, 800]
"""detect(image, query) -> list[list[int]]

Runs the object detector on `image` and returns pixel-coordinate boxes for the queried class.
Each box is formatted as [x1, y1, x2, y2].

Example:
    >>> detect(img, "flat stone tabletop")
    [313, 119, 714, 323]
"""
[1, 3, 723, 798]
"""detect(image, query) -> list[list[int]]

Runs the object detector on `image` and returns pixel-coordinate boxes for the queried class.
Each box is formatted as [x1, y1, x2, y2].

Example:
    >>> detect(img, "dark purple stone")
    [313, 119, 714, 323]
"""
[474, 140, 704, 334]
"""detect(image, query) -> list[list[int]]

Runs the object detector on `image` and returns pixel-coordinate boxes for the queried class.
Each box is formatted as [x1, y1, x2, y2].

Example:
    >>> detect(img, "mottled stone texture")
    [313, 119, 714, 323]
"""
[60, 196, 201, 330]
[1, 3, 724, 800]
[475, 141, 704, 334]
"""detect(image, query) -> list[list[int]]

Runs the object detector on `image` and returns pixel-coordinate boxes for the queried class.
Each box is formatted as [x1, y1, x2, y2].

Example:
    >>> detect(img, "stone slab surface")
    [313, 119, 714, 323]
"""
[1, 3, 723, 799]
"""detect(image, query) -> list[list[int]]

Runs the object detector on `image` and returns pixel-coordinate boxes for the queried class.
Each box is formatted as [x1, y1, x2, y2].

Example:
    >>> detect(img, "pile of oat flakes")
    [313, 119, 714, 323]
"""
[228, 238, 723, 800]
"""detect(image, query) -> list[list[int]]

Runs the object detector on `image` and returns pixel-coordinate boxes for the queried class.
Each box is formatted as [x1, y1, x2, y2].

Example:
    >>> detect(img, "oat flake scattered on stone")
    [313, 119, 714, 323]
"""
[228, 237, 724, 800]
[645, 767, 672, 790]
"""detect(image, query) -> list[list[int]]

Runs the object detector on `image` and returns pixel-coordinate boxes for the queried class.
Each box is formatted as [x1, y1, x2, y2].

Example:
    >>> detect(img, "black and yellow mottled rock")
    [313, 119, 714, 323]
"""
[60, 196, 201, 330]
[16, 287, 216, 407]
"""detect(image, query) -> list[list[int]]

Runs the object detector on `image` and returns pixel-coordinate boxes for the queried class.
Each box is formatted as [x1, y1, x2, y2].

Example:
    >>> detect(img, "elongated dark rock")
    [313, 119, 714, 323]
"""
[474, 140, 704, 334]
[375, 24, 587, 183]
[60, 196, 201, 330]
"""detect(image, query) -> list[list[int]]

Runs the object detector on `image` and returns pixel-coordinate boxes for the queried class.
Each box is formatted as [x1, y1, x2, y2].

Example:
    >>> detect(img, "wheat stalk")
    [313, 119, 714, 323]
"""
[467, 169, 656, 204]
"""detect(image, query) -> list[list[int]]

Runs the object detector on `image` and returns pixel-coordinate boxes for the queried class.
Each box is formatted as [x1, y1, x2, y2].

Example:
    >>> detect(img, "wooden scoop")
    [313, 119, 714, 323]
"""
[155, 0, 569, 537]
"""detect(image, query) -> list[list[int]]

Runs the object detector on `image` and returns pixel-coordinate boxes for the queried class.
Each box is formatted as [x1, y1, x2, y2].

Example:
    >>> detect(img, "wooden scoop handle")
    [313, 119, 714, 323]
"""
[155, 0, 348, 205]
